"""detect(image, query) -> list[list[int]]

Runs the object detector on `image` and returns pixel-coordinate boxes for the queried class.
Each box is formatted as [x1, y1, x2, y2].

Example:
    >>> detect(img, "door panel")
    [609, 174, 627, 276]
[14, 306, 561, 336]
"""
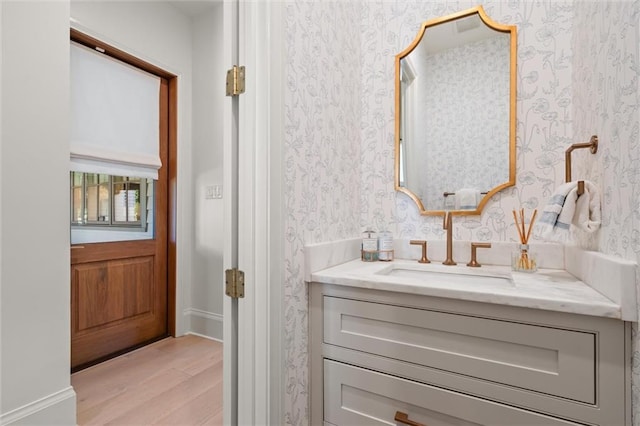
[71, 241, 167, 370]
[75, 257, 154, 330]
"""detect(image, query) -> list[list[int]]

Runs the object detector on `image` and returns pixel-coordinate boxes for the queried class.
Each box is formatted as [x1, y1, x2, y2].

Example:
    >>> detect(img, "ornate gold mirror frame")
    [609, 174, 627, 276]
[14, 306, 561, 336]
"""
[394, 6, 517, 216]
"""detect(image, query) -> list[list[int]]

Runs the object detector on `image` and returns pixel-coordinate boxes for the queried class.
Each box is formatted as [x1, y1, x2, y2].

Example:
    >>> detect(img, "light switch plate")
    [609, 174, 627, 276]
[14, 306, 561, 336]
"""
[205, 186, 215, 199]
[206, 185, 223, 199]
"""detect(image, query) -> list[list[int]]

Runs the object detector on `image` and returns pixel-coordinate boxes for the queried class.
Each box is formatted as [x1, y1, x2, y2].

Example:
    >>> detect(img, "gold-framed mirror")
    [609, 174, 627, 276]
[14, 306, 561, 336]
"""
[394, 6, 516, 216]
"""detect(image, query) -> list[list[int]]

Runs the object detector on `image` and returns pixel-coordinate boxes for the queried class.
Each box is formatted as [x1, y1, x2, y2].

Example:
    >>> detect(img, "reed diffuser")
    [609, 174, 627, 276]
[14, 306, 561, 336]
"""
[512, 208, 538, 272]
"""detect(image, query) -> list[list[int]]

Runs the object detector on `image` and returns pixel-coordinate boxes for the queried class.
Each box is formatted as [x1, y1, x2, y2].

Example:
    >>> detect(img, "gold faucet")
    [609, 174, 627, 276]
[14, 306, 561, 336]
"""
[409, 240, 430, 263]
[467, 242, 492, 267]
[443, 211, 456, 265]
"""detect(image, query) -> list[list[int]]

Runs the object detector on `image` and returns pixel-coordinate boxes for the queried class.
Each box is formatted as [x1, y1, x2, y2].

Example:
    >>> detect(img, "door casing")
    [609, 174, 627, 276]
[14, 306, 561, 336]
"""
[224, 1, 285, 425]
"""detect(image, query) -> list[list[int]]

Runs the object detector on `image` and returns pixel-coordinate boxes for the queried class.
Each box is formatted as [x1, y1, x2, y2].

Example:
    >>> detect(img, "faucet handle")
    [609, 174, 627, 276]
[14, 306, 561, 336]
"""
[409, 240, 431, 264]
[467, 242, 492, 267]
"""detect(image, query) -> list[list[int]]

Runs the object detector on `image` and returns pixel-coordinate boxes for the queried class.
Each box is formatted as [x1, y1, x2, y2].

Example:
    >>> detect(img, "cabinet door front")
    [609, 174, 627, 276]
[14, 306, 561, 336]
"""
[324, 296, 595, 403]
[324, 360, 584, 426]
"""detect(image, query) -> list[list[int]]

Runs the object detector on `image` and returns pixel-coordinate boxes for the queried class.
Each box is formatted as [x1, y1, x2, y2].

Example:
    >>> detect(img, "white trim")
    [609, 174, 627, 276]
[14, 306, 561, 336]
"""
[222, 0, 239, 425]
[237, 0, 258, 422]
[186, 331, 224, 344]
[0, 0, 4, 411]
[0, 387, 76, 425]
[223, 2, 285, 424]
[267, 3, 285, 425]
[184, 307, 223, 322]
[236, 2, 285, 425]
[184, 308, 224, 341]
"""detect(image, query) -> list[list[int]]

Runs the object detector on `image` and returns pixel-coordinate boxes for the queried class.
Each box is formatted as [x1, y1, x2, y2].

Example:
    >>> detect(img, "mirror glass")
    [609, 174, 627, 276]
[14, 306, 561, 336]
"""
[395, 6, 516, 215]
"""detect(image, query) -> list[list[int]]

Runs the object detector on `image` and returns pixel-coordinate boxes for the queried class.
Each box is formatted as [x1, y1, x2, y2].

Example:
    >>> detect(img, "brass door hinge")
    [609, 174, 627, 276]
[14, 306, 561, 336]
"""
[225, 268, 245, 298]
[226, 65, 245, 96]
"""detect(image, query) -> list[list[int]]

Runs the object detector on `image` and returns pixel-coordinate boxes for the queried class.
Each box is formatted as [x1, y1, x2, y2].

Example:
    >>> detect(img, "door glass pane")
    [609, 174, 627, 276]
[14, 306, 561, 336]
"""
[71, 172, 84, 224]
[98, 183, 109, 221]
[85, 173, 98, 185]
[130, 180, 141, 221]
[112, 177, 142, 223]
[72, 171, 83, 187]
[84, 178, 108, 223]
[72, 187, 83, 223]
[113, 181, 127, 222]
[86, 185, 98, 221]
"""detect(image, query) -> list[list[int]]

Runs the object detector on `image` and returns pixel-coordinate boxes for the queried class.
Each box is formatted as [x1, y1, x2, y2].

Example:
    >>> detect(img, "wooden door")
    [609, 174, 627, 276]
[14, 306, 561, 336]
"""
[70, 238, 167, 370]
[70, 32, 174, 371]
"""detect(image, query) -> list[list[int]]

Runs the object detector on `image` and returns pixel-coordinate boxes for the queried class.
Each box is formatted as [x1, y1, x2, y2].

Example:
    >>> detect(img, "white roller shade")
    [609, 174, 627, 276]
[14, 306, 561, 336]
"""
[70, 42, 161, 179]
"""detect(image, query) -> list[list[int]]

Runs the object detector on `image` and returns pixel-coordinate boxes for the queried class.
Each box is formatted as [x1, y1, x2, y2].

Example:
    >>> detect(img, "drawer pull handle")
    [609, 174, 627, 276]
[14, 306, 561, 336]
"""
[394, 411, 425, 426]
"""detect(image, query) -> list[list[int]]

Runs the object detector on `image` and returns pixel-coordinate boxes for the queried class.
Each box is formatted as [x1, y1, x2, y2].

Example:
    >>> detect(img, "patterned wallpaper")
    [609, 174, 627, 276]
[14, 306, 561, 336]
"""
[283, 0, 639, 424]
[572, 0, 640, 422]
[283, 2, 362, 424]
[410, 35, 510, 210]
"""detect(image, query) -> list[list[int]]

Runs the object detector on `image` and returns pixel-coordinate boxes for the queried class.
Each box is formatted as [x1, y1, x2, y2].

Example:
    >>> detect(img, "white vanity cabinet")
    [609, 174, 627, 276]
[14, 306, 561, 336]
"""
[309, 283, 632, 426]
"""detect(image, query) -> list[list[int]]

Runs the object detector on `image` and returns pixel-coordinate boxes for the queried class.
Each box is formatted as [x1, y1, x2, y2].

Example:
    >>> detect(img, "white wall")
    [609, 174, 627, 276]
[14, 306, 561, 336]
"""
[189, 4, 225, 340]
[70, 0, 194, 336]
[0, 1, 76, 424]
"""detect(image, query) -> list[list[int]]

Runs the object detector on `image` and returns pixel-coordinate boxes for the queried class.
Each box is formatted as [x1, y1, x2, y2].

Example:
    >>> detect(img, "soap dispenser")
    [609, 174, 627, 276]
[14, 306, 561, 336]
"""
[361, 230, 378, 262]
[378, 230, 394, 261]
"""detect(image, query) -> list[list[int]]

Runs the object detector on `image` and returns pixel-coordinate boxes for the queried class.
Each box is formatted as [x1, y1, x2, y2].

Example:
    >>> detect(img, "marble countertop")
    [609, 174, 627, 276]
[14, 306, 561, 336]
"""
[311, 259, 623, 319]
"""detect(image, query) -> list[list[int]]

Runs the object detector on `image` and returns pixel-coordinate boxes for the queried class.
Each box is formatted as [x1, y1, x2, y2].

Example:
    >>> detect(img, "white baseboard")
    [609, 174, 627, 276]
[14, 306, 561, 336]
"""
[0, 386, 76, 426]
[186, 331, 223, 343]
[184, 308, 223, 341]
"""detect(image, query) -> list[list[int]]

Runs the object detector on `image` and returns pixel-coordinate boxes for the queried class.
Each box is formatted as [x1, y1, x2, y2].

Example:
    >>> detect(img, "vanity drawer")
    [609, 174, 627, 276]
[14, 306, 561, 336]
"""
[324, 359, 583, 426]
[323, 296, 595, 404]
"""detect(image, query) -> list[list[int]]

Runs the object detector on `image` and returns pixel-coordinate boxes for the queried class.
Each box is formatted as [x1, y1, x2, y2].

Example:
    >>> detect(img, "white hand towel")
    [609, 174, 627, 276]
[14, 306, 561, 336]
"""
[573, 181, 601, 232]
[533, 181, 601, 242]
[455, 188, 480, 210]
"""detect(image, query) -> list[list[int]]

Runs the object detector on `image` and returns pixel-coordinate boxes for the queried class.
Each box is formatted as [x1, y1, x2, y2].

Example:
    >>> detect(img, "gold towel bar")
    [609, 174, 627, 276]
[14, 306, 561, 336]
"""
[443, 191, 488, 197]
[565, 135, 598, 196]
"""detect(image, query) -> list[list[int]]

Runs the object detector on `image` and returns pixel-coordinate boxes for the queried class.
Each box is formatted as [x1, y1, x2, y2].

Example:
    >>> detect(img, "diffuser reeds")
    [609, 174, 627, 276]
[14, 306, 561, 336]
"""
[512, 208, 538, 272]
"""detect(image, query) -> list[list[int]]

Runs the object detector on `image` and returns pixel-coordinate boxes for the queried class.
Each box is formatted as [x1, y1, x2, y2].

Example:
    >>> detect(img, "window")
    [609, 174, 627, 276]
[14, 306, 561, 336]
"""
[71, 172, 150, 231]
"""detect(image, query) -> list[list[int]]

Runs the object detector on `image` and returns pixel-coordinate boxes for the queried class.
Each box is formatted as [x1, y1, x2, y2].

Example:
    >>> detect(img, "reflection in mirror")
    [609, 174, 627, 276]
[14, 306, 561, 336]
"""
[395, 6, 516, 215]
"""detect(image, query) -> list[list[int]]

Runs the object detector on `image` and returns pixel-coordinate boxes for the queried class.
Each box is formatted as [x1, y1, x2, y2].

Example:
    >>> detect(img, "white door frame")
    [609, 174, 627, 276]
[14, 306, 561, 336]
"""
[222, 0, 239, 424]
[223, 1, 284, 425]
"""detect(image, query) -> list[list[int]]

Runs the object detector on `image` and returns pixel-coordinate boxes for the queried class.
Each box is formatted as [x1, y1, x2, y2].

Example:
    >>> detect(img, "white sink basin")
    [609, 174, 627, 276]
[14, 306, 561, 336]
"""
[377, 263, 513, 286]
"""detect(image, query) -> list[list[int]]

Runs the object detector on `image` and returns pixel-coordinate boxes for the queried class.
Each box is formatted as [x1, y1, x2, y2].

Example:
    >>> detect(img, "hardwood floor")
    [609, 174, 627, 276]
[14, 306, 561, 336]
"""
[71, 334, 223, 425]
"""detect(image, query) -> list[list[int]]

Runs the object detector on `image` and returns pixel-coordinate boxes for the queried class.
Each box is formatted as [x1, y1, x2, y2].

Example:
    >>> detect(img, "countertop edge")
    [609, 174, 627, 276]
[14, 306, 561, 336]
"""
[310, 259, 623, 321]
